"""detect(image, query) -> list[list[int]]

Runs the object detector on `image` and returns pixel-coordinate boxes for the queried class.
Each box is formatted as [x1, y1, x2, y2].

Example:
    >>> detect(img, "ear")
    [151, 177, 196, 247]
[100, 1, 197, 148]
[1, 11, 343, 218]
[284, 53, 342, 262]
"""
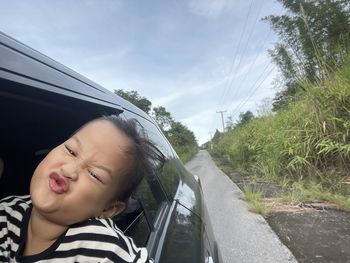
[99, 201, 126, 219]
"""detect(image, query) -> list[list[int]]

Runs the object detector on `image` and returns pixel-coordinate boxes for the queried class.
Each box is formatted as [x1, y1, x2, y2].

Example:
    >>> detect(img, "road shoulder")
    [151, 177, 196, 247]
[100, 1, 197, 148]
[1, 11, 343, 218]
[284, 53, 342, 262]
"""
[186, 150, 297, 263]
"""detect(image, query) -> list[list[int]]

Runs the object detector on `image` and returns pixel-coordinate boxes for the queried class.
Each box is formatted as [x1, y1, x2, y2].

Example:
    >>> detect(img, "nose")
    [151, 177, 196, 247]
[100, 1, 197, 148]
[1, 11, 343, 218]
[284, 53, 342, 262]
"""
[61, 161, 79, 181]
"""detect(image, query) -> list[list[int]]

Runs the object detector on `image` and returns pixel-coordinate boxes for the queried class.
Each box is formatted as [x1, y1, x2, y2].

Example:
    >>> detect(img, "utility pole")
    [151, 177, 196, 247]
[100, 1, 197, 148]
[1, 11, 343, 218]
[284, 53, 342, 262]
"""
[216, 110, 227, 132]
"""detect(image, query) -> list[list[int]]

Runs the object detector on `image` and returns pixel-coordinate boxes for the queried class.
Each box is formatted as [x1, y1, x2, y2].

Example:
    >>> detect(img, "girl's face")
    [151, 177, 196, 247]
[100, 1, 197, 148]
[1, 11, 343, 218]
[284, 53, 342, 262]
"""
[30, 120, 133, 226]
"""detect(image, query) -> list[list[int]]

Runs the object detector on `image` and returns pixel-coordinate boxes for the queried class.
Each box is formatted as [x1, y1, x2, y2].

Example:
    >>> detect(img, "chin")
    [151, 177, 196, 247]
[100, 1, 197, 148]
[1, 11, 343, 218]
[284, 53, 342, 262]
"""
[30, 183, 59, 213]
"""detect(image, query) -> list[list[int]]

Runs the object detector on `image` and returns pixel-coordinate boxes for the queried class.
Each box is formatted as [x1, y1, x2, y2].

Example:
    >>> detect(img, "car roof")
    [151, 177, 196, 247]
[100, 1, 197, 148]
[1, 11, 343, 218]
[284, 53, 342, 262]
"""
[0, 32, 204, 221]
[0, 31, 150, 121]
[0, 31, 176, 198]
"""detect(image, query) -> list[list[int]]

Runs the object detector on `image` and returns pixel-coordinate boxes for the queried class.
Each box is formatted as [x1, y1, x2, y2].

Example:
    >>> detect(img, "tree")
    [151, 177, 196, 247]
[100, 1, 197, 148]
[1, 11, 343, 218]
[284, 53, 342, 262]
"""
[167, 121, 197, 147]
[212, 129, 221, 143]
[152, 106, 173, 131]
[114, 89, 152, 114]
[236, 111, 254, 128]
[263, 0, 350, 110]
[152, 106, 198, 149]
[114, 89, 198, 161]
[225, 116, 235, 131]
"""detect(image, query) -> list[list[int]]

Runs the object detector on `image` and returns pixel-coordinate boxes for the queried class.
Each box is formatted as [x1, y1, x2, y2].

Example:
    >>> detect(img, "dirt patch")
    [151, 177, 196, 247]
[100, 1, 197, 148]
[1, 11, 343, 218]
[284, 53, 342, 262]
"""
[266, 210, 350, 263]
[228, 171, 291, 199]
[215, 158, 350, 263]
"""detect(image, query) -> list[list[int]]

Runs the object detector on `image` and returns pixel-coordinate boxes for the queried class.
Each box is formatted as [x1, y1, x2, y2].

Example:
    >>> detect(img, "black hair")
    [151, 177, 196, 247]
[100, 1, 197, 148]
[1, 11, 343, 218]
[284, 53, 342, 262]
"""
[99, 115, 165, 202]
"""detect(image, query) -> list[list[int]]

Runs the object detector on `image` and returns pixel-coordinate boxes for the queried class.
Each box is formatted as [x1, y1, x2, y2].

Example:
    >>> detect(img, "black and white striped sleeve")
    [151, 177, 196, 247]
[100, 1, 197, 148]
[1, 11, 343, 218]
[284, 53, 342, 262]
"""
[0, 195, 30, 262]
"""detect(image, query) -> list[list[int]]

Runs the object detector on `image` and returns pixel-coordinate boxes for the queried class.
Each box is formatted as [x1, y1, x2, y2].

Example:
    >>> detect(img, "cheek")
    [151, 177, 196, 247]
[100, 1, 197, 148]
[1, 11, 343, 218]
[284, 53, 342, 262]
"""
[30, 151, 61, 185]
[78, 184, 117, 211]
[69, 185, 109, 217]
[104, 182, 121, 204]
[35, 150, 63, 172]
[30, 162, 48, 195]
[71, 176, 109, 201]
[31, 160, 47, 183]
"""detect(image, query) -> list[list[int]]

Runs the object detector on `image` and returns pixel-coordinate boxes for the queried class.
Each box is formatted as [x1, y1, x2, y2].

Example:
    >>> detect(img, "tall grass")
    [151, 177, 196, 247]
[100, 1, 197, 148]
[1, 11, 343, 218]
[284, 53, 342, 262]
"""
[211, 59, 350, 194]
[174, 144, 198, 163]
[243, 186, 269, 214]
[276, 181, 350, 211]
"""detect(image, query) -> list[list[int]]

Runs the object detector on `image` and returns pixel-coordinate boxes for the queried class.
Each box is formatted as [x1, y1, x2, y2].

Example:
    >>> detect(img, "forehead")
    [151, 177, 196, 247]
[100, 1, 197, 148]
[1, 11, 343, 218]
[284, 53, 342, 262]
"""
[72, 120, 134, 179]
[73, 120, 134, 170]
[76, 120, 122, 140]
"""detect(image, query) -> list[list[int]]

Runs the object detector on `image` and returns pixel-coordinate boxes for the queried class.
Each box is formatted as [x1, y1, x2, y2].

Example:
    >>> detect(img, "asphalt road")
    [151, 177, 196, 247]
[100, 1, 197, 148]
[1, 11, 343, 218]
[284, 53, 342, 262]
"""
[185, 150, 297, 263]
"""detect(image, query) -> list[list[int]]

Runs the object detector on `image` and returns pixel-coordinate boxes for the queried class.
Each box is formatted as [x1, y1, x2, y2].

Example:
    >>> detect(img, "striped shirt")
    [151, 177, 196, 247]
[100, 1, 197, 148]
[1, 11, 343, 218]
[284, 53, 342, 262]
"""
[0, 195, 153, 263]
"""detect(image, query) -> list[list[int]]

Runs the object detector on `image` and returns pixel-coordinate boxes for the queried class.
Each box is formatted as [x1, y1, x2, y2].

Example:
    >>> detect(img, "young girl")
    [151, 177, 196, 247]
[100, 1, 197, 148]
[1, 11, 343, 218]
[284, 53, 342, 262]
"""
[0, 115, 163, 262]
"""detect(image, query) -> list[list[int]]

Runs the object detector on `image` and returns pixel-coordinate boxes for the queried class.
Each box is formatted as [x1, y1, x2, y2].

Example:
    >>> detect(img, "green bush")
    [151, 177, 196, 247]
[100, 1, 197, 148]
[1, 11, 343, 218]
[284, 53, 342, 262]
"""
[174, 144, 198, 164]
[212, 59, 350, 191]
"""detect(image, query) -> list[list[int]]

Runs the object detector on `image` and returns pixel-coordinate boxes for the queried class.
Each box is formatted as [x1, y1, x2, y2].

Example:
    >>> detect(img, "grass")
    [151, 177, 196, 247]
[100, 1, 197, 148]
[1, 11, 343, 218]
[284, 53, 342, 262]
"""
[249, 201, 268, 215]
[243, 185, 263, 202]
[212, 154, 350, 214]
[213, 155, 350, 213]
[242, 181, 350, 214]
[175, 145, 198, 164]
[241, 175, 350, 214]
[242, 186, 269, 215]
[209, 57, 350, 208]
[276, 181, 350, 211]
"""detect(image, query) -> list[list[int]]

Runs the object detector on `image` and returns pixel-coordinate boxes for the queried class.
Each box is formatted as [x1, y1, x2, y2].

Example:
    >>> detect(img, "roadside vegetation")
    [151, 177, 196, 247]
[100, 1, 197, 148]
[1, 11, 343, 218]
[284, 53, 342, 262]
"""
[114, 89, 198, 163]
[242, 186, 269, 214]
[208, 0, 350, 213]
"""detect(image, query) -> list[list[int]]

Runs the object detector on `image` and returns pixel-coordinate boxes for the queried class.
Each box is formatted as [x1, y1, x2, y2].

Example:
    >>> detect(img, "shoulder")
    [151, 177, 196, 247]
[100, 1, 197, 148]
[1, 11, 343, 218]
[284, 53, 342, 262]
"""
[0, 194, 31, 204]
[63, 218, 152, 262]
[0, 195, 31, 217]
[0, 195, 31, 259]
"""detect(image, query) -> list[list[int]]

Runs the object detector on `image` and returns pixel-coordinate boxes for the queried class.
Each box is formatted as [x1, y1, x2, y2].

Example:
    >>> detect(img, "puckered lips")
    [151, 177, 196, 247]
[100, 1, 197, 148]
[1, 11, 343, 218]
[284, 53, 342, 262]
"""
[49, 172, 68, 194]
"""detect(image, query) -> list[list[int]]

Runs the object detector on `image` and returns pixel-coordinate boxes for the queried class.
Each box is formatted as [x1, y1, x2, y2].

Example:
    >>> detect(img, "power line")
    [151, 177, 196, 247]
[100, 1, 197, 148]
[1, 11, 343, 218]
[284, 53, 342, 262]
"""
[223, 28, 273, 111]
[222, 0, 266, 110]
[225, 60, 272, 113]
[217, 0, 254, 108]
[230, 64, 276, 119]
[213, 0, 275, 134]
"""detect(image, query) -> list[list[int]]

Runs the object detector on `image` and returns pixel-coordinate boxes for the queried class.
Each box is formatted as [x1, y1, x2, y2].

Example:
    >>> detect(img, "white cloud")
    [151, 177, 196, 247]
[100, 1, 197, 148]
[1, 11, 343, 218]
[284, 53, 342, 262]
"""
[187, 0, 227, 18]
[180, 108, 217, 145]
[0, 0, 283, 148]
[181, 108, 213, 126]
[151, 78, 224, 107]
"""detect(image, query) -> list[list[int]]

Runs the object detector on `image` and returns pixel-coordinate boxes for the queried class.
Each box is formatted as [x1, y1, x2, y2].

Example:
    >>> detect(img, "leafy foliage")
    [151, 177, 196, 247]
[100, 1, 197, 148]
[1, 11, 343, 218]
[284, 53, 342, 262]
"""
[243, 186, 269, 214]
[153, 108, 198, 163]
[152, 106, 173, 131]
[211, 0, 350, 209]
[263, 0, 350, 110]
[236, 111, 255, 128]
[210, 60, 350, 193]
[114, 89, 198, 162]
[114, 89, 152, 114]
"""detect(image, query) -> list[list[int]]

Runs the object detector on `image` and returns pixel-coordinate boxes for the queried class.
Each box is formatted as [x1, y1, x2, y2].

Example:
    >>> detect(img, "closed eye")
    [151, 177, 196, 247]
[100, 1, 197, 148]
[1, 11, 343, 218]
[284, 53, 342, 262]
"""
[88, 170, 103, 184]
[64, 144, 76, 157]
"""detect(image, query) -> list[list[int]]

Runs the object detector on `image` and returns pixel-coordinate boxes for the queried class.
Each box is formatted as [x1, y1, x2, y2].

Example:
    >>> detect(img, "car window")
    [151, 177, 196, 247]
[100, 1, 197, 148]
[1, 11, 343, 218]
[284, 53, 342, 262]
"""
[114, 169, 168, 247]
[118, 111, 179, 246]
[0, 86, 118, 198]
[119, 178, 167, 247]
[122, 111, 180, 198]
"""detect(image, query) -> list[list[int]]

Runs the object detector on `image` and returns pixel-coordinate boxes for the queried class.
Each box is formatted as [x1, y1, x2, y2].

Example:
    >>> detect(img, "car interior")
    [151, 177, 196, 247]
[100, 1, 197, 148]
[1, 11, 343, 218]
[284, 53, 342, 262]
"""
[0, 78, 169, 247]
[0, 78, 114, 197]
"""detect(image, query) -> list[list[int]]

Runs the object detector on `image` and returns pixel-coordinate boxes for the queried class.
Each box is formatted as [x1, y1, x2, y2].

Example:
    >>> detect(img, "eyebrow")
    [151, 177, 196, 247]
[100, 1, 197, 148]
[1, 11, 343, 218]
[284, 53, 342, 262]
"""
[71, 136, 82, 148]
[70, 135, 113, 179]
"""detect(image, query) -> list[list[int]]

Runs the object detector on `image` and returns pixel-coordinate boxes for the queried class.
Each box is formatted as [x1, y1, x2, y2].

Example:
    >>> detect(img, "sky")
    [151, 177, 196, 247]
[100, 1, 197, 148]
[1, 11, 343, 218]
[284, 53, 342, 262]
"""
[0, 0, 285, 145]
